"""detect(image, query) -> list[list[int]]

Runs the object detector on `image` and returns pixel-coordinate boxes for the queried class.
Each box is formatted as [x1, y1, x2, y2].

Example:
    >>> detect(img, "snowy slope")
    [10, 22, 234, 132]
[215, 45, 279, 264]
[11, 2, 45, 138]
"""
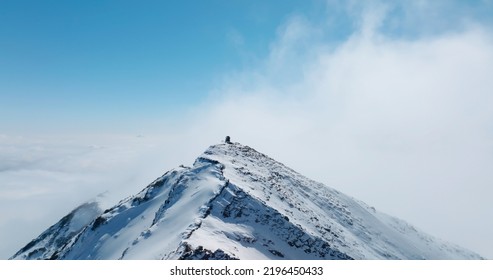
[11, 142, 484, 260]
[10, 202, 101, 260]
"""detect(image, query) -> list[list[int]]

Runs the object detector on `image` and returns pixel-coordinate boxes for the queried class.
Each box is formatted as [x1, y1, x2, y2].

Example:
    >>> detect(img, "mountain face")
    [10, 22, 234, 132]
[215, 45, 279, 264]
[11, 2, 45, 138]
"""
[11, 202, 102, 260]
[11, 142, 483, 260]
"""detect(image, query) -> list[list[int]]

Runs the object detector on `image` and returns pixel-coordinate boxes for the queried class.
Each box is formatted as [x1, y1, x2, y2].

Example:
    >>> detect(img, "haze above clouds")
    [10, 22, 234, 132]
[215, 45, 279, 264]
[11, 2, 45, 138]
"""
[1, 1, 492, 259]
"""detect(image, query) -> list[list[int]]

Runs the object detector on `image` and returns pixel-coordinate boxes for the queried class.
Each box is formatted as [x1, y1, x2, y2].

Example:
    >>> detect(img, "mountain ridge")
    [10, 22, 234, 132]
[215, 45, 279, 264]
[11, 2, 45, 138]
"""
[11, 141, 484, 260]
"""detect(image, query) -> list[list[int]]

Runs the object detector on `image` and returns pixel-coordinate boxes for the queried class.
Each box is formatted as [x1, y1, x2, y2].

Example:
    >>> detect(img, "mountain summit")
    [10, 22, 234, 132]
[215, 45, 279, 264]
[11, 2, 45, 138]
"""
[11, 141, 483, 260]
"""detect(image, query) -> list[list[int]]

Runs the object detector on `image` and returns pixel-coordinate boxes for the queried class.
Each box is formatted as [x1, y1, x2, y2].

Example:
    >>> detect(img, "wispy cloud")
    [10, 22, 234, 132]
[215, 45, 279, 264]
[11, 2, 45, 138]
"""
[183, 2, 493, 258]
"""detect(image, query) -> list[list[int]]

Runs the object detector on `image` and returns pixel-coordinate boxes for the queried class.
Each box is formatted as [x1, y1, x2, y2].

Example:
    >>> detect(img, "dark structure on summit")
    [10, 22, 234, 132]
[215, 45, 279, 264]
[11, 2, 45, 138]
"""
[225, 136, 231, 144]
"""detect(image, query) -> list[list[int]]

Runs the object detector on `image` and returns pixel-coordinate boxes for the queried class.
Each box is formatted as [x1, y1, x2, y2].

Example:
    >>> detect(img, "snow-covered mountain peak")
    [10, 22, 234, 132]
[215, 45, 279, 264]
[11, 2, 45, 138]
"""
[11, 141, 484, 260]
[198, 142, 285, 170]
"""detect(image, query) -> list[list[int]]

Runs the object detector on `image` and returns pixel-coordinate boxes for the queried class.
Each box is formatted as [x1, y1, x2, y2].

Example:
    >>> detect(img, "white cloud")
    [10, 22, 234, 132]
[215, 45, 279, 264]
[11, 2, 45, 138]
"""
[184, 7, 493, 258]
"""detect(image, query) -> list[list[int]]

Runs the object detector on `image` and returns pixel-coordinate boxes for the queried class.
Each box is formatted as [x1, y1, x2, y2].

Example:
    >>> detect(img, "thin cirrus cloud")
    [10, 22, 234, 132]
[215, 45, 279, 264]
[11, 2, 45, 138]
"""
[1, 1, 492, 259]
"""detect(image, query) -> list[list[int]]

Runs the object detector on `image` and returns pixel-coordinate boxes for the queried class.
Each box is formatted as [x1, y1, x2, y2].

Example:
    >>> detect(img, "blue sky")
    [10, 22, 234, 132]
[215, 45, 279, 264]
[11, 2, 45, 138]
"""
[0, 0, 332, 133]
[1, 0, 493, 259]
[2, 0, 492, 133]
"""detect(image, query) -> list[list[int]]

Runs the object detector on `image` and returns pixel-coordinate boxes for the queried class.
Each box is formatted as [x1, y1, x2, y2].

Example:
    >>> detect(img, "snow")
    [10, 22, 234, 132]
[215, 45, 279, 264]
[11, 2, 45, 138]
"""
[10, 201, 101, 260]
[11, 141, 484, 260]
